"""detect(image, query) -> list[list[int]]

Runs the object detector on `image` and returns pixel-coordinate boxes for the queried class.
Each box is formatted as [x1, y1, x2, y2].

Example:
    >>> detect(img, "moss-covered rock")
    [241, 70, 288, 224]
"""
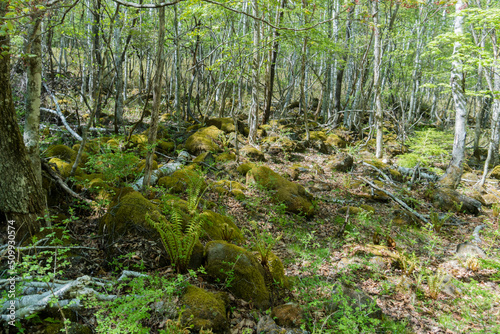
[256, 251, 289, 289]
[129, 134, 148, 146]
[158, 167, 206, 194]
[240, 145, 266, 162]
[489, 165, 500, 180]
[181, 286, 228, 333]
[303, 131, 327, 142]
[206, 117, 245, 135]
[246, 166, 314, 216]
[48, 158, 83, 178]
[157, 140, 175, 153]
[200, 210, 244, 242]
[326, 134, 348, 148]
[429, 187, 482, 215]
[212, 180, 246, 199]
[99, 188, 163, 240]
[205, 241, 270, 310]
[45, 144, 77, 162]
[216, 152, 236, 163]
[237, 162, 256, 175]
[327, 153, 354, 172]
[185, 126, 224, 155]
[135, 159, 159, 173]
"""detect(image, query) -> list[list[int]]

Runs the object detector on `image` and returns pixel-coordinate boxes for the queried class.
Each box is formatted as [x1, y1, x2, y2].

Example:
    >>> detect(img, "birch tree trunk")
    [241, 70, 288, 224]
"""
[439, 0, 467, 189]
[143, 5, 165, 189]
[24, 16, 43, 187]
[0, 1, 45, 240]
[248, 0, 260, 144]
[373, 0, 383, 158]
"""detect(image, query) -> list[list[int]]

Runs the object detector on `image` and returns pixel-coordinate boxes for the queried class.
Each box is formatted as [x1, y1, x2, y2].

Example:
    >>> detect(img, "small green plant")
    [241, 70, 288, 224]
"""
[217, 257, 240, 289]
[427, 270, 447, 299]
[85, 144, 140, 186]
[243, 221, 282, 267]
[146, 179, 206, 273]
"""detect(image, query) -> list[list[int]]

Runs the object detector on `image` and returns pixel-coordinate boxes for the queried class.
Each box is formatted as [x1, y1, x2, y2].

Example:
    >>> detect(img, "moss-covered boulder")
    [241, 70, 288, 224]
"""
[181, 286, 228, 333]
[429, 187, 482, 215]
[129, 134, 148, 146]
[193, 151, 215, 165]
[216, 152, 236, 163]
[212, 180, 246, 199]
[48, 158, 83, 178]
[327, 153, 354, 172]
[256, 251, 289, 289]
[99, 188, 163, 240]
[240, 145, 266, 162]
[237, 162, 256, 175]
[205, 241, 270, 310]
[158, 167, 206, 193]
[200, 210, 244, 241]
[247, 166, 315, 216]
[185, 126, 224, 155]
[45, 144, 77, 162]
[206, 117, 245, 135]
[326, 134, 348, 148]
[157, 140, 175, 153]
[489, 165, 500, 180]
[135, 159, 159, 173]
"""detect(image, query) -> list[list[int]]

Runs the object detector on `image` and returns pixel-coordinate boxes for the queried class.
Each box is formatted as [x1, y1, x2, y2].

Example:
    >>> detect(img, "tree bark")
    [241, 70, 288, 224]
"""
[248, 0, 260, 144]
[24, 16, 43, 187]
[373, 0, 383, 158]
[0, 2, 45, 241]
[439, 0, 467, 189]
[143, 5, 165, 189]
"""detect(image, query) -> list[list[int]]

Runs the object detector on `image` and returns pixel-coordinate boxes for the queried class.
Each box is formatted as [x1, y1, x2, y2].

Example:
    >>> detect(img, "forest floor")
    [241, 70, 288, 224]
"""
[2, 112, 500, 334]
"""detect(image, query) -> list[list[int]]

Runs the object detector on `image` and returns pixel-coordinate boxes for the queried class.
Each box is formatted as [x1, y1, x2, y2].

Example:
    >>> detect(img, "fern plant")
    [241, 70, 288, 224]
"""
[146, 180, 206, 273]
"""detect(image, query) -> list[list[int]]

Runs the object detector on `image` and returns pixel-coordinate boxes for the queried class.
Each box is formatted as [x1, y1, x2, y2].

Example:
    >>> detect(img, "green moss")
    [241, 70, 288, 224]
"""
[206, 117, 244, 134]
[129, 134, 148, 146]
[303, 131, 327, 142]
[135, 159, 158, 173]
[216, 152, 236, 162]
[205, 241, 270, 310]
[181, 286, 228, 333]
[326, 134, 348, 148]
[200, 210, 244, 242]
[247, 166, 314, 216]
[237, 162, 256, 175]
[490, 165, 500, 180]
[185, 126, 224, 155]
[260, 252, 290, 289]
[48, 158, 83, 178]
[157, 140, 175, 153]
[158, 167, 206, 194]
[45, 144, 77, 162]
[99, 188, 163, 239]
[193, 152, 214, 164]
[240, 145, 266, 162]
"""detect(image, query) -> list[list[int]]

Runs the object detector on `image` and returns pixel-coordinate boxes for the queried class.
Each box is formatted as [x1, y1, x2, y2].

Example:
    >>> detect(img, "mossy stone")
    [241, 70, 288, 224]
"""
[157, 140, 175, 153]
[48, 158, 83, 178]
[216, 152, 236, 162]
[193, 151, 215, 165]
[206, 117, 245, 134]
[158, 167, 206, 194]
[129, 134, 148, 146]
[246, 166, 314, 216]
[240, 145, 266, 162]
[303, 131, 327, 142]
[181, 286, 228, 333]
[185, 126, 224, 155]
[200, 210, 244, 242]
[135, 159, 158, 173]
[45, 144, 77, 162]
[326, 134, 348, 148]
[99, 188, 163, 240]
[205, 241, 270, 310]
[256, 251, 290, 289]
[429, 187, 482, 215]
[237, 162, 256, 175]
[490, 165, 500, 180]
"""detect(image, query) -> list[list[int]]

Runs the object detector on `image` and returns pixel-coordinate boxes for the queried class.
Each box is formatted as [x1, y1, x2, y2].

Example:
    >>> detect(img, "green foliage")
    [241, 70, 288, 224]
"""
[243, 221, 282, 267]
[85, 144, 140, 186]
[397, 128, 453, 169]
[88, 274, 188, 334]
[146, 179, 206, 273]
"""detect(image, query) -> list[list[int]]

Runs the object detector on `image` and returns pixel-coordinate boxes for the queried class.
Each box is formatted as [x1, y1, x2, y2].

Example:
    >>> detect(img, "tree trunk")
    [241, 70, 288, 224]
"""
[248, 0, 260, 144]
[24, 16, 43, 187]
[0, 2, 45, 241]
[143, 5, 165, 189]
[439, 0, 467, 189]
[262, 0, 286, 125]
[373, 0, 383, 159]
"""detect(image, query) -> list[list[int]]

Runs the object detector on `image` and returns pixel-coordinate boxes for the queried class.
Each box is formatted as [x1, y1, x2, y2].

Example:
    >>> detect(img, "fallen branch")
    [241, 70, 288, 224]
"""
[360, 176, 430, 225]
[362, 161, 393, 184]
[42, 162, 93, 205]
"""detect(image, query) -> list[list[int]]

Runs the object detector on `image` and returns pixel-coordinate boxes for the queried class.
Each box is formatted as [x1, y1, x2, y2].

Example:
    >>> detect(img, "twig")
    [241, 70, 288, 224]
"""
[336, 207, 350, 238]
[362, 161, 393, 184]
[42, 162, 93, 205]
[360, 176, 430, 225]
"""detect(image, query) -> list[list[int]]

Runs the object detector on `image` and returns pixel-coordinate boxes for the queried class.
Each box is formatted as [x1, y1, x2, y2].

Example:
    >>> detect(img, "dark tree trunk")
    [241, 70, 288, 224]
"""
[0, 2, 45, 241]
